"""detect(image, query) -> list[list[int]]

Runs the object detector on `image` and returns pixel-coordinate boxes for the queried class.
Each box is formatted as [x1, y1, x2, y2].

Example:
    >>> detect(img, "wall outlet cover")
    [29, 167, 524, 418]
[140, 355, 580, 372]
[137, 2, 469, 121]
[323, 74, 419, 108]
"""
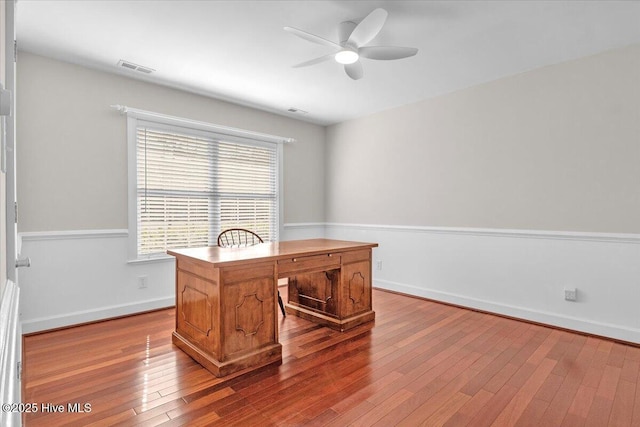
[564, 288, 577, 301]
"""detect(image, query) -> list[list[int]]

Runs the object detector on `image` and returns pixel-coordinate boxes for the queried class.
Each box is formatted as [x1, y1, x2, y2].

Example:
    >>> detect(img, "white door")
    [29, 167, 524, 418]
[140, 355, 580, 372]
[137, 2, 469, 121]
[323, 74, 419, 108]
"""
[3, 0, 19, 283]
[1, 2, 23, 426]
[3, 0, 26, 281]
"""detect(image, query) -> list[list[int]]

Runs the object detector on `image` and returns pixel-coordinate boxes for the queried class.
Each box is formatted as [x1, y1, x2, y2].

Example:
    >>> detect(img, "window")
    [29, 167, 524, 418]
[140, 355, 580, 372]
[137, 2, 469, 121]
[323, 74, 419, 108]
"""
[124, 108, 286, 259]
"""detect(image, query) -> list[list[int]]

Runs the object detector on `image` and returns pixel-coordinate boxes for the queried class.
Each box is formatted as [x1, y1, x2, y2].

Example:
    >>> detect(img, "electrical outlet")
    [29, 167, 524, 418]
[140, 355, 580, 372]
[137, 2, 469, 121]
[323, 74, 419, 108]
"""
[564, 288, 577, 301]
[138, 276, 148, 289]
[376, 260, 382, 271]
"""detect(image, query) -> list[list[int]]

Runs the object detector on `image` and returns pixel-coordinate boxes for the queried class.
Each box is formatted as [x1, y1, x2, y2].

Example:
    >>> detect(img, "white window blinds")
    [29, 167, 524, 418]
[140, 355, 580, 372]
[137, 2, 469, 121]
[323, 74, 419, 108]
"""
[135, 121, 279, 256]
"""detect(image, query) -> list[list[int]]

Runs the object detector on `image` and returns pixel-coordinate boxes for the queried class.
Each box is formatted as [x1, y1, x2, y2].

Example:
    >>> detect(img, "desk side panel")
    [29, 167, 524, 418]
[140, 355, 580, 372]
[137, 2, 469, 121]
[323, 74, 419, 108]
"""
[175, 258, 221, 359]
[341, 249, 373, 318]
[220, 262, 277, 361]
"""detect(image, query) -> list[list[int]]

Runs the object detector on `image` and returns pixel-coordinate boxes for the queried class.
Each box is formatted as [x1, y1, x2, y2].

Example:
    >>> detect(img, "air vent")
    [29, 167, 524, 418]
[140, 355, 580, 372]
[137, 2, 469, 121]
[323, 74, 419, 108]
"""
[287, 107, 308, 115]
[117, 60, 155, 74]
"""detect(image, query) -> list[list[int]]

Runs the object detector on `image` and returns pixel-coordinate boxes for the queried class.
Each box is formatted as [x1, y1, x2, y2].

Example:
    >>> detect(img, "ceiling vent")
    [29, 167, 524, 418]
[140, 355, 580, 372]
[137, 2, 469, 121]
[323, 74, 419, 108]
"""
[117, 60, 155, 74]
[287, 107, 308, 115]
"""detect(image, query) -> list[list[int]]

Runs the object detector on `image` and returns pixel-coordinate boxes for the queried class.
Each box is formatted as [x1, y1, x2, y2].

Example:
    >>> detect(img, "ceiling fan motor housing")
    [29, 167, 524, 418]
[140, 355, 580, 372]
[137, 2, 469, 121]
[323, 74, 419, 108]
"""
[338, 21, 358, 45]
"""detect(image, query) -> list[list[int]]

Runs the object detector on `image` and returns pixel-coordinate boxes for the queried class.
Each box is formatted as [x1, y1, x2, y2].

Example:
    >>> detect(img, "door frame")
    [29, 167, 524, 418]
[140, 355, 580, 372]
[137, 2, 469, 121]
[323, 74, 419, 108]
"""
[3, 0, 16, 284]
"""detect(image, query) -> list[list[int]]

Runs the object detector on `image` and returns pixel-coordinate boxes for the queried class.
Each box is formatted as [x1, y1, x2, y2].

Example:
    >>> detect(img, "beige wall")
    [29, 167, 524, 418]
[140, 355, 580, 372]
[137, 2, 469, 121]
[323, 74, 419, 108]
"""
[326, 44, 640, 234]
[17, 44, 640, 235]
[16, 52, 325, 232]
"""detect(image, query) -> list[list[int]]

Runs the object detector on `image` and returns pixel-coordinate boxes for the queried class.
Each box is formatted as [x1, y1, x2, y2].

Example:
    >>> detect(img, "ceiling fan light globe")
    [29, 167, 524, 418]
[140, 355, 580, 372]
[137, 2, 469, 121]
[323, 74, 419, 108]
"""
[335, 49, 359, 65]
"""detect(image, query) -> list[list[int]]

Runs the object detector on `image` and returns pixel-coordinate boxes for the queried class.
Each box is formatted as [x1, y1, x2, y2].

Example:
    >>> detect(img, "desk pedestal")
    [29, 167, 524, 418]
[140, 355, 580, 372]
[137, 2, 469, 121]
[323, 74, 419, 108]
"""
[171, 256, 282, 377]
[282, 248, 375, 331]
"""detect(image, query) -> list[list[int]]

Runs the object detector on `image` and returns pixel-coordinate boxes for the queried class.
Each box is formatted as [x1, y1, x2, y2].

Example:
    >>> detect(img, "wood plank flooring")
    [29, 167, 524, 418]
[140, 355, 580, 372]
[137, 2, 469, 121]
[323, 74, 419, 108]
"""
[23, 289, 640, 426]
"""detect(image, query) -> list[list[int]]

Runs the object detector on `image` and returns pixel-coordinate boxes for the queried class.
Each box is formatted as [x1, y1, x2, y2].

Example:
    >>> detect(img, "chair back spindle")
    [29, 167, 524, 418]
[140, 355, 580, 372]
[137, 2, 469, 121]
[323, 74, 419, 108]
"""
[217, 228, 264, 248]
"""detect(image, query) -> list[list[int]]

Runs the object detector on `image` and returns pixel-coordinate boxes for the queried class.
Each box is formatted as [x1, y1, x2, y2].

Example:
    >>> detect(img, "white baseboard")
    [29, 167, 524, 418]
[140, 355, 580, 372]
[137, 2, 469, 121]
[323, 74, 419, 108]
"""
[375, 278, 640, 344]
[21, 296, 174, 334]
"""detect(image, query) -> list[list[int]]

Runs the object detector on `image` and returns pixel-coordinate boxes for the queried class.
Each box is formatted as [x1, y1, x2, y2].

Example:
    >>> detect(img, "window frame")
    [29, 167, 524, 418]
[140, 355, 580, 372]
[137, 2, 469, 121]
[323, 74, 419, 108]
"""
[125, 109, 286, 262]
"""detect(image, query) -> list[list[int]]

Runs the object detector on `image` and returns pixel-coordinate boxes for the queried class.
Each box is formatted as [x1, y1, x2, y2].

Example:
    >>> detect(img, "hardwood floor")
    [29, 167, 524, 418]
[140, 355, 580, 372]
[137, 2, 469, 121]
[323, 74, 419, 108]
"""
[24, 289, 640, 426]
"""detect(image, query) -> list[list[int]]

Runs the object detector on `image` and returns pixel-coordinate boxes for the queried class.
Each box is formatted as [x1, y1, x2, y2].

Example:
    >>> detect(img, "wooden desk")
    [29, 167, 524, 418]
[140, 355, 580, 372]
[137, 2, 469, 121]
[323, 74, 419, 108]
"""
[167, 239, 377, 377]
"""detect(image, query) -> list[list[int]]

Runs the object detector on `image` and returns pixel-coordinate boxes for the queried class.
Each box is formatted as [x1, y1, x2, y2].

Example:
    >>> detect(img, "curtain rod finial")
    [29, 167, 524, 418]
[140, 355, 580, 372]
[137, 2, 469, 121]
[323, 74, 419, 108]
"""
[110, 104, 126, 114]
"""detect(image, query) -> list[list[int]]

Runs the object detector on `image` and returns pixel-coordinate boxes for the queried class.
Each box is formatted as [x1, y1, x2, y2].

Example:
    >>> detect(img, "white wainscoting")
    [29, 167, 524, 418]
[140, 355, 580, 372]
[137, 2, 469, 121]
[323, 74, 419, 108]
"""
[319, 223, 640, 344]
[18, 226, 323, 334]
[19, 230, 175, 333]
[282, 223, 326, 240]
[19, 225, 640, 343]
[18, 225, 324, 334]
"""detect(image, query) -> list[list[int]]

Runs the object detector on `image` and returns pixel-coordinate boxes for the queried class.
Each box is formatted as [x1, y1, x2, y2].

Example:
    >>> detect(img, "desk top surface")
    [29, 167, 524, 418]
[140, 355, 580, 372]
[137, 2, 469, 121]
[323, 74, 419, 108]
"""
[167, 238, 378, 267]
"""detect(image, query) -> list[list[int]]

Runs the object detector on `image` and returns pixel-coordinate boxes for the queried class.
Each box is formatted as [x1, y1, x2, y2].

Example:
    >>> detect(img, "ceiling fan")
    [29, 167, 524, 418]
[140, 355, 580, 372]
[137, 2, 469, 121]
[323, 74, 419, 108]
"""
[284, 8, 418, 80]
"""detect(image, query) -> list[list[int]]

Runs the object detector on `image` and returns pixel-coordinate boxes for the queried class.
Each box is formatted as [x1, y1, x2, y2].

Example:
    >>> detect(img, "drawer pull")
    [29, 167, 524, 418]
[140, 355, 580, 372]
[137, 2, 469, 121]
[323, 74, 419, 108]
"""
[292, 258, 297, 262]
[328, 253, 332, 257]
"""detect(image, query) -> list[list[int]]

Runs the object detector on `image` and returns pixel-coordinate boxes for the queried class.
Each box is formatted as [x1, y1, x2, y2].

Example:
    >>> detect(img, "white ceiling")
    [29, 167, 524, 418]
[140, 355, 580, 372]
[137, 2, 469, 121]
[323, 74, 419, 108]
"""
[15, 0, 640, 125]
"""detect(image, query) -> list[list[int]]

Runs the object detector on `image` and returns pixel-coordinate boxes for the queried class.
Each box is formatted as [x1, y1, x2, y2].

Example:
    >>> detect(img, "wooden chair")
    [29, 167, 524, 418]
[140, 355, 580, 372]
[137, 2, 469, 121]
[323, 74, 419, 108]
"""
[217, 228, 264, 248]
[217, 228, 286, 317]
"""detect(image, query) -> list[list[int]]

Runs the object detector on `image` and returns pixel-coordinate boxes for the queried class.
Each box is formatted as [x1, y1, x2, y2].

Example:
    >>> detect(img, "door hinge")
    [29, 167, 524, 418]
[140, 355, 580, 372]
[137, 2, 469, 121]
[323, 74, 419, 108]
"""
[17, 361, 21, 380]
[14, 202, 18, 223]
[14, 40, 17, 62]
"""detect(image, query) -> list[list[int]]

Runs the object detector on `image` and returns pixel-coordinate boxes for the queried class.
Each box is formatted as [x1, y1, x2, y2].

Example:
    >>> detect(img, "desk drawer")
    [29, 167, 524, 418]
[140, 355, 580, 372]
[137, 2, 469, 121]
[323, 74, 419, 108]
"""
[278, 253, 341, 275]
[342, 249, 371, 264]
[221, 262, 274, 284]
[177, 258, 216, 282]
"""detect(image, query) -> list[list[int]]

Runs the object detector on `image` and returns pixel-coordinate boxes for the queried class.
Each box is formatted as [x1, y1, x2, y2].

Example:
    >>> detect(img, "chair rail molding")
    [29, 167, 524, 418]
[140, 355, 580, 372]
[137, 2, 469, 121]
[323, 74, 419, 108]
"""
[324, 222, 640, 244]
[19, 229, 129, 241]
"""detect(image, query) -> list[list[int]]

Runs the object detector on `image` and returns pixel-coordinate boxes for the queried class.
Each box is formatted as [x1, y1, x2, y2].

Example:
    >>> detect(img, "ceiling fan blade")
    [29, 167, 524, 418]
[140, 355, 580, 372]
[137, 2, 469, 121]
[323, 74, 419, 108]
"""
[292, 53, 336, 68]
[359, 46, 418, 60]
[344, 61, 363, 80]
[284, 26, 342, 49]
[347, 8, 388, 47]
